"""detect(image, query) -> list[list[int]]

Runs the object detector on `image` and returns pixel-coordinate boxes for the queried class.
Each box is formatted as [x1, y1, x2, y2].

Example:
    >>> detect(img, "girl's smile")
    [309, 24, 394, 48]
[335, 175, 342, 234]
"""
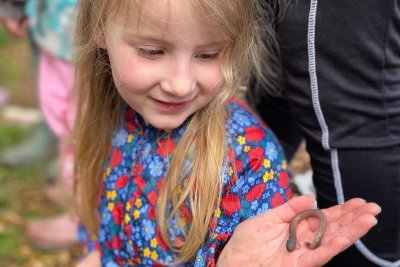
[151, 98, 190, 112]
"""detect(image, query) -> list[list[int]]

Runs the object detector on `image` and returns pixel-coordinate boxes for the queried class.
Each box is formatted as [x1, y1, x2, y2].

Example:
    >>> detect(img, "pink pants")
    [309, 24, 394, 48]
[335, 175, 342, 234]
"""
[38, 50, 76, 191]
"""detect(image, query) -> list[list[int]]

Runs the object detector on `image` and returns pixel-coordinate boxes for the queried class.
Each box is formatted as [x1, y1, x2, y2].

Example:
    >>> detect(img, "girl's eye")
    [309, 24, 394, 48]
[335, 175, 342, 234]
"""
[138, 48, 164, 58]
[197, 52, 219, 61]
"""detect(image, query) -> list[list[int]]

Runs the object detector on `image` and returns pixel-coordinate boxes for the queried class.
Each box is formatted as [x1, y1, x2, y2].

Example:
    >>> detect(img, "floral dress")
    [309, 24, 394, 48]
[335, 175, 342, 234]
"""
[80, 99, 292, 266]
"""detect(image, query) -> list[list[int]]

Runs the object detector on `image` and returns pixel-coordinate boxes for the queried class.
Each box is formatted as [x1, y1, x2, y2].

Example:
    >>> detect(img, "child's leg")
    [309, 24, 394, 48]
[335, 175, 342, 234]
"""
[26, 50, 78, 250]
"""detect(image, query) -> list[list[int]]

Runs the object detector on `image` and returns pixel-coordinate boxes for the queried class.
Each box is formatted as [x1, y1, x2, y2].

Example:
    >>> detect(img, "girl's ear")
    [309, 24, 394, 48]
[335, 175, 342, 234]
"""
[95, 33, 107, 49]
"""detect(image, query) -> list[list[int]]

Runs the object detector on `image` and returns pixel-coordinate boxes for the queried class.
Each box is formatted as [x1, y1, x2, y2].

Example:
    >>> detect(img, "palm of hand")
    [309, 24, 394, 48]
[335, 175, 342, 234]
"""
[217, 196, 380, 267]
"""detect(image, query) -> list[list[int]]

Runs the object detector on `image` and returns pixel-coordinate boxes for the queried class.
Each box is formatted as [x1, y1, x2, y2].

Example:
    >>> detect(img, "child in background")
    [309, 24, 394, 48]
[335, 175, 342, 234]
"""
[0, 0, 79, 250]
[0, 0, 56, 168]
[23, 0, 79, 250]
[73, 0, 381, 266]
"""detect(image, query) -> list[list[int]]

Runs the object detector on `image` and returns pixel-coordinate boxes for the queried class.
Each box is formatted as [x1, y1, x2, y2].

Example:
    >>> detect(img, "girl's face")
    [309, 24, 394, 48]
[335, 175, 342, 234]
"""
[103, 0, 228, 129]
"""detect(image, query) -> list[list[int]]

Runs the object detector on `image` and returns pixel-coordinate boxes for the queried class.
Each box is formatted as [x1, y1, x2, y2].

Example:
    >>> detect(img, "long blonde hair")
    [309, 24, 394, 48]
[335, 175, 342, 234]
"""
[74, 0, 279, 263]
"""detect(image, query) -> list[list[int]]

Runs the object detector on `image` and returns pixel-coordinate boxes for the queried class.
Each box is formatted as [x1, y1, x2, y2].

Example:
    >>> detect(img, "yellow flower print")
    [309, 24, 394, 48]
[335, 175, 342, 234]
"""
[263, 169, 275, 183]
[135, 198, 142, 208]
[133, 210, 140, 220]
[126, 202, 131, 211]
[150, 238, 158, 248]
[228, 167, 234, 176]
[237, 136, 246, 145]
[214, 208, 221, 218]
[107, 202, 115, 211]
[263, 159, 271, 168]
[143, 247, 151, 257]
[150, 251, 158, 260]
[106, 190, 117, 200]
[282, 160, 287, 170]
[244, 146, 250, 152]
[124, 214, 131, 224]
[127, 134, 134, 143]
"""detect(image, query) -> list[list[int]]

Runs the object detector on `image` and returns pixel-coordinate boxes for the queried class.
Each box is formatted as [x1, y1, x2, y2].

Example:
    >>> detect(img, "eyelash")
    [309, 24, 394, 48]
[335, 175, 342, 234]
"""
[137, 47, 220, 61]
[196, 53, 219, 61]
[138, 48, 164, 58]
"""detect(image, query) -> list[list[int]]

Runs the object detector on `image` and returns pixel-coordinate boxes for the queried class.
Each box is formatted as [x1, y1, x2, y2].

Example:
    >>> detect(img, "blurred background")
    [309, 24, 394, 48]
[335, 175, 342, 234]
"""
[0, 27, 80, 267]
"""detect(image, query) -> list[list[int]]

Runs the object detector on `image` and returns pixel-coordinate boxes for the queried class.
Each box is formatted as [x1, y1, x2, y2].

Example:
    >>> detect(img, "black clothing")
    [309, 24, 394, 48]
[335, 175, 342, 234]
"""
[250, 0, 400, 266]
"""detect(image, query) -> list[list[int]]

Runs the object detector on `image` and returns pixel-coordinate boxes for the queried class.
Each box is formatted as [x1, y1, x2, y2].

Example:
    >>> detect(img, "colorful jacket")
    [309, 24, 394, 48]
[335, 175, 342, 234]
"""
[25, 0, 78, 62]
[80, 99, 292, 267]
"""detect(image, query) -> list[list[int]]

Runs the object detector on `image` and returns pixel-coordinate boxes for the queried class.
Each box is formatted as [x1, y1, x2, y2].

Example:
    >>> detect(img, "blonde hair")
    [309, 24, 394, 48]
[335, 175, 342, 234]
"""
[74, 0, 280, 264]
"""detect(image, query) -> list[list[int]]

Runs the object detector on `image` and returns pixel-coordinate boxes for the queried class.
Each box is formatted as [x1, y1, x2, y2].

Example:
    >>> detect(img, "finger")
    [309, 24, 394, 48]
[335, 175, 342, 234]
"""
[322, 198, 366, 221]
[323, 198, 381, 222]
[261, 195, 316, 223]
[300, 213, 378, 266]
[304, 202, 380, 234]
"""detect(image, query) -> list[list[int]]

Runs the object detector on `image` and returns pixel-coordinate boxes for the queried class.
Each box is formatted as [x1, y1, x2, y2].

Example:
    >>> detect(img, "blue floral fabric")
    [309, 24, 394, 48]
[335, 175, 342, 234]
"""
[81, 99, 292, 266]
[25, 0, 78, 61]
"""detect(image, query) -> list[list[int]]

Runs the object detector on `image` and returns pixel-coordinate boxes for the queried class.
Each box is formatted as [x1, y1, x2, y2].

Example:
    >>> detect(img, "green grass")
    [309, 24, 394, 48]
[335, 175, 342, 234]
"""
[0, 122, 79, 266]
[0, 31, 78, 266]
[0, 28, 21, 88]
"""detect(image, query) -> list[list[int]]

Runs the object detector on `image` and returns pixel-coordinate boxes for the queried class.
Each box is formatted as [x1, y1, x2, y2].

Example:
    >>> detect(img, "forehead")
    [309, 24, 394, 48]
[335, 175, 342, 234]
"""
[111, 0, 227, 41]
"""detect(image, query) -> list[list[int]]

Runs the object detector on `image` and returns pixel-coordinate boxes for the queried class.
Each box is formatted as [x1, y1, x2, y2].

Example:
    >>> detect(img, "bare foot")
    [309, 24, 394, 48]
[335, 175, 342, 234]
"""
[26, 213, 79, 251]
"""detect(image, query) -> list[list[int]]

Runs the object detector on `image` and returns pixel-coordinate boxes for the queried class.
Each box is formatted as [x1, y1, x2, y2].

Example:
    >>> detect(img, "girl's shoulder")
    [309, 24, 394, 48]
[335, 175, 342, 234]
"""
[225, 97, 284, 161]
[226, 97, 271, 138]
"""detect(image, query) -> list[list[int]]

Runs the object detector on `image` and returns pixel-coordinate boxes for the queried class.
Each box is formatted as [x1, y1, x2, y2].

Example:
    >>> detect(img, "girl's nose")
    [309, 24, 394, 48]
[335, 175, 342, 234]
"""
[161, 60, 197, 98]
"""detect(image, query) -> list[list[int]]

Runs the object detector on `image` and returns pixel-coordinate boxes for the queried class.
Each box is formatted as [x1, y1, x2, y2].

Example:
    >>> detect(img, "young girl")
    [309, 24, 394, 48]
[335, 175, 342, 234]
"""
[73, 0, 381, 266]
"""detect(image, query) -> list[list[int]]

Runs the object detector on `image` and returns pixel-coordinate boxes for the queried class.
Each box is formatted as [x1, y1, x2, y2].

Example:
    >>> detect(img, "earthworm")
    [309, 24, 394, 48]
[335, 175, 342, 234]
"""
[286, 209, 327, 252]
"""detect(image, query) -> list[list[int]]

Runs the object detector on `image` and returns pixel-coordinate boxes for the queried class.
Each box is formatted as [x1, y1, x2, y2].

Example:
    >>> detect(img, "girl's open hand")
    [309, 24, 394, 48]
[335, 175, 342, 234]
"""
[217, 195, 381, 267]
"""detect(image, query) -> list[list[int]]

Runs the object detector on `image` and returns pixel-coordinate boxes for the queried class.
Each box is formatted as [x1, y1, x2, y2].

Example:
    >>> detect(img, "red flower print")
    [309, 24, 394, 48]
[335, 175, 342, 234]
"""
[112, 203, 123, 224]
[221, 194, 241, 216]
[115, 175, 129, 189]
[133, 175, 145, 191]
[235, 159, 243, 173]
[124, 224, 132, 238]
[148, 206, 156, 220]
[216, 233, 231, 242]
[229, 174, 238, 185]
[147, 191, 158, 206]
[207, 257, 216, 267]
[127, 120, 137, 132]
[209, 218, 217, 231]
[278, 171, 289, 189]
[180, 204, 193, 222]
[112, 236, 122, 250]
[126, 107, 135, 120]
[248, 146, 264, 158]
[227, 147, 235, 162]
[157, 138, 175, 157]
[157, 178, 164, 191]
[131, 163, 144, 176]
[271, 192, 285, 208]
[245, 183, 266, 202]
[115, 255, 124, 266]
[245, 126, 265, 142]
[110, 149, 122, 168]
[248, 147, 264, 172]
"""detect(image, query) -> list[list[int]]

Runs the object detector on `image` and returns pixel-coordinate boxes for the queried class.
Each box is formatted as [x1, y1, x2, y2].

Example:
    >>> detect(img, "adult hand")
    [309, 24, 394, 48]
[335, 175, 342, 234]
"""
[1, 17, 28, 38]
[217, 195, 381, 267]
[75, 251, 101, 267]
